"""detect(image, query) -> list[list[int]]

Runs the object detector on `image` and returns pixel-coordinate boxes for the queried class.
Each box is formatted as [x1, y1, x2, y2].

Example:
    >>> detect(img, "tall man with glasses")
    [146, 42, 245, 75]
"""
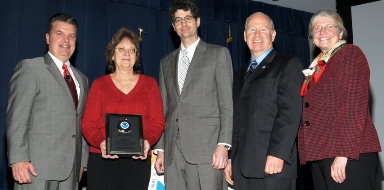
[154, 0, 233, 189]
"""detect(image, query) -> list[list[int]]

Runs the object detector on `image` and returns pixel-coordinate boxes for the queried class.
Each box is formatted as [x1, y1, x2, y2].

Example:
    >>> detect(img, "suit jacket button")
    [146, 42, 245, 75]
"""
[179, 102, 183, 105]
[72, 135, 76, 138]
[304, 121, 310, 126]
[176, 118, 178, 122]
[304, 102, 309, 107]
[235, 134, 239, 137]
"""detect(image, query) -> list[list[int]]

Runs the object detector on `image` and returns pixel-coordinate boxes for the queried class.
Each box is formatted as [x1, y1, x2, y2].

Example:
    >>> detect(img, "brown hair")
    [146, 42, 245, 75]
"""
[47, 13, 78, 34]
[105, 28, 141, 73]
[169, 0, 200, 22]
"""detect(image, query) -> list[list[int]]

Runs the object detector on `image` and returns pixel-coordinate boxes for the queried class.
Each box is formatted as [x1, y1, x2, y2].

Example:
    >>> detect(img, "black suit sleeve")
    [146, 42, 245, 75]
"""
[267, 56, 303, 164]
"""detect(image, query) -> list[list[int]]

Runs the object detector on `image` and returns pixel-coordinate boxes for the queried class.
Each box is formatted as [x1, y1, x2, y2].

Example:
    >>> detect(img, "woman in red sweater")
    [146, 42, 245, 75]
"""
[298, 9, 381, 190]
[82, 28, 165, 190]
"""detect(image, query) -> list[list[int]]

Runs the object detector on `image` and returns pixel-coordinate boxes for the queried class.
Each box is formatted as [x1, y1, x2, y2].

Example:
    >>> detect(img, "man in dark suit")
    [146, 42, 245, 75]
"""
[6, 13, 88, 190]
[154, 0, 233, 189]
[224, 12, 302, 190]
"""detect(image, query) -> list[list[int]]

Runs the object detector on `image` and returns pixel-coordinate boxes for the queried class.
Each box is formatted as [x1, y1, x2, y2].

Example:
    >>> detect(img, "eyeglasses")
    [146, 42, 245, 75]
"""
[116, 47, 136, 54]
[312, 25, 338, 33]
[173, 15, 194, 26]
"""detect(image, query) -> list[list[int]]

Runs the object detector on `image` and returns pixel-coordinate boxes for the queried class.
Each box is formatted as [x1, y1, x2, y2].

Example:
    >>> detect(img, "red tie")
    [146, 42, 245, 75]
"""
[62, 64, 78, 109]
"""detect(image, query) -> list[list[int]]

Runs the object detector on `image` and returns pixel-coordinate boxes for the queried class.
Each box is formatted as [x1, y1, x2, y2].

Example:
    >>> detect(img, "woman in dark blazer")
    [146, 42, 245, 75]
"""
[298, 8, 381, 190]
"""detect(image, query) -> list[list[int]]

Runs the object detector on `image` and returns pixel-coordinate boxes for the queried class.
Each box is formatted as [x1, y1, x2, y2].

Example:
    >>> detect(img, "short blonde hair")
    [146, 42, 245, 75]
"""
[308, 9, 347, 40]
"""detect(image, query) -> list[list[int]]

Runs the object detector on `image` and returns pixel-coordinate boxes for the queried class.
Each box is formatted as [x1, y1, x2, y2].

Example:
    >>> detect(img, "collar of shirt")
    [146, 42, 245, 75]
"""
[248, 47, 273, 70]
[48, 51, 80, 96]
[179, 37, 200, 62]
[48, 51, 72, 76]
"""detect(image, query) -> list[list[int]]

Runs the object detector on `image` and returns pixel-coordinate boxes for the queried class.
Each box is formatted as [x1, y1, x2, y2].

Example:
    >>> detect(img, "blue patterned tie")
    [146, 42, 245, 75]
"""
[244, 60, 258, 80]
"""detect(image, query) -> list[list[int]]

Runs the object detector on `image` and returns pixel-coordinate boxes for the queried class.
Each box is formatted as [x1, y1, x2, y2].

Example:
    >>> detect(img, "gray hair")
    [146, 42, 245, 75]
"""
[244, 12, 275, 31]
[308, 8, 347, 40]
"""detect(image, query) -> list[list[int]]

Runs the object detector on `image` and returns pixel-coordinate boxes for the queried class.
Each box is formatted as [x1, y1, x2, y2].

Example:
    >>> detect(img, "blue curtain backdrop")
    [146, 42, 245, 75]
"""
[0, 0, 312, 188]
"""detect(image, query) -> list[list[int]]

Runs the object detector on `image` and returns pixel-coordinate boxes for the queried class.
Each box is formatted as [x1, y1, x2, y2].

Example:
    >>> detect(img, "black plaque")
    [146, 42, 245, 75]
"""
[106, 114, 143, 156]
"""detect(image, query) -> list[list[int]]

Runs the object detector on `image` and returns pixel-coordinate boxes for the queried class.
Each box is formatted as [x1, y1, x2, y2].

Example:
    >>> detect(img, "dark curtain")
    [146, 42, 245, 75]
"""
[0, 0, 312, 188]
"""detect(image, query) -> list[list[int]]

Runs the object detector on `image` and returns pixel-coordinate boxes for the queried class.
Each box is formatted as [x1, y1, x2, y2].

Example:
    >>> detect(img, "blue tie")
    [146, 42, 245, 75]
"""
[245, 60, 258, 80]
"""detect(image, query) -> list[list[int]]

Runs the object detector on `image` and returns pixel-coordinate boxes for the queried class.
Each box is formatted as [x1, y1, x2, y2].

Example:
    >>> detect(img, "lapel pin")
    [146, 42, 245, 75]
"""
[262, 66, 266, 69]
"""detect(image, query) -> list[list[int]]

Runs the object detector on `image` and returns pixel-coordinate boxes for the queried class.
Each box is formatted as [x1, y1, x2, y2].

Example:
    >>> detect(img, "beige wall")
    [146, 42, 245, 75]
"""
[352, 1, 384, 189]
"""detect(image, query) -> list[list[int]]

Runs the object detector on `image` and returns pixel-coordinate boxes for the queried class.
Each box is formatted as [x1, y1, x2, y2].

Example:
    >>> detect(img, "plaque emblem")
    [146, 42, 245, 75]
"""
[117, 120, 131, 133]
[106, 114, 144, 156]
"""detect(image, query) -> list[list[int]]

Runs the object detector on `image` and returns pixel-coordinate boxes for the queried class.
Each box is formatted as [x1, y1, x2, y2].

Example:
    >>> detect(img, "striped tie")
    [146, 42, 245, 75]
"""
[62, 64, 78, 109]
[244, 60, 258, 81]
[178, 49, 190, 93]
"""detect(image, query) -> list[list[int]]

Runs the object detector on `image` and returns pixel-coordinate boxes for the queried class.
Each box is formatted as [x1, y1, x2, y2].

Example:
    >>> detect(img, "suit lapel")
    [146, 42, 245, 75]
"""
[181, 40, 205, 93]
[238, 66, 248, 88]
[170, 49, 181, 96]
[72, 68, 85, 111]
[44, 54, 76, 110]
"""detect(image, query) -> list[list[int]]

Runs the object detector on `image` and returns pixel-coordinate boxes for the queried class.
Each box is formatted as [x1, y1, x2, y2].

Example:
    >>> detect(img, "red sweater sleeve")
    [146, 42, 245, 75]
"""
[82, 78, 105, 149]
[143, 78, 165, 146]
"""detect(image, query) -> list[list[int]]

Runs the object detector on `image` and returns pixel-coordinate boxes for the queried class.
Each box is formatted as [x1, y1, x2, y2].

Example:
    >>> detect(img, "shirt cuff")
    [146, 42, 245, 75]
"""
[218, 143, 231, 150]
[153, 149, 164, 154]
